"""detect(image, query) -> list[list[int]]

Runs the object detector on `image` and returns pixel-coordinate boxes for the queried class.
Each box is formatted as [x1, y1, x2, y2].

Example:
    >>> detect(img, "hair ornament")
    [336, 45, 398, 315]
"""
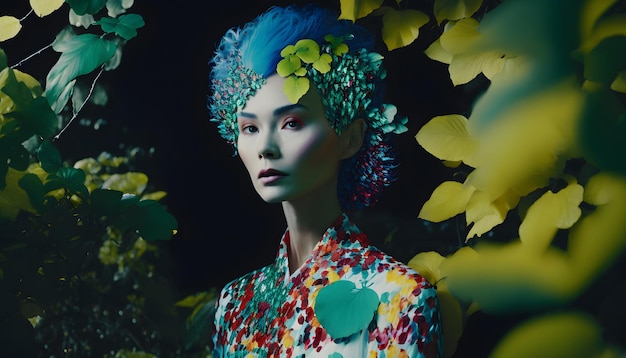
[209, 52, 266, 149]
[275, 35, 409, 208]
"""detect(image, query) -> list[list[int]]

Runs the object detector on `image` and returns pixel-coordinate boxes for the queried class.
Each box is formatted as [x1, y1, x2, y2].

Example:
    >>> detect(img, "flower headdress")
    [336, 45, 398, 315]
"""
[209, 33, 407, 210]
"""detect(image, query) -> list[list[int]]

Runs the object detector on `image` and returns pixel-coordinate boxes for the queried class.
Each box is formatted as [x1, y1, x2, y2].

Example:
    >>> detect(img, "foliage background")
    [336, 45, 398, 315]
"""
[4, 0, 624, 357]
[0, 0, 462, 295]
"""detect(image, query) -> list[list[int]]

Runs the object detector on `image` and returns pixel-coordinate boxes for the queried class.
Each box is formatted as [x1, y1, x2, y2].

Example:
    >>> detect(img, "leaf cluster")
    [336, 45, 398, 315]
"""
[0, 1, 187, 357]
[342, 0, 626, 356]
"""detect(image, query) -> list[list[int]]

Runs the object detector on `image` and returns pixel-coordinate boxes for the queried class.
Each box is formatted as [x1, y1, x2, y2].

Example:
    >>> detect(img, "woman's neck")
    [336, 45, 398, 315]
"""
[282, 183, 342, 274]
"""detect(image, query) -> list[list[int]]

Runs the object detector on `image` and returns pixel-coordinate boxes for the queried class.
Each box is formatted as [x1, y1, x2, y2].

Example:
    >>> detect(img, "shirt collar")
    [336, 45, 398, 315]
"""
[276, 213, 369, 278]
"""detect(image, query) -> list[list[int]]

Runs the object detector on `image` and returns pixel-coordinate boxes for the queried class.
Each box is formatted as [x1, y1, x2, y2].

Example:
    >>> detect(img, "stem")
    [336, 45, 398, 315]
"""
[20, 9, 34, 22]
[54, 64, 106, 141]
[10, 42, 54, 69]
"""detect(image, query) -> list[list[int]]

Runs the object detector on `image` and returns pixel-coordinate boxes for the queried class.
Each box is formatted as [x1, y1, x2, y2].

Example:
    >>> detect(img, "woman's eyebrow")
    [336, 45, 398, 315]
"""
[237, 103, 307, 119]
[273, 103, 306, 117]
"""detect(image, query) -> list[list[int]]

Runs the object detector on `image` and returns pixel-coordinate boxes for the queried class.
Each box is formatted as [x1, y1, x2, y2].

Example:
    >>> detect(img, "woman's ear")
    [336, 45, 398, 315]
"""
[341, 118, 366, 159]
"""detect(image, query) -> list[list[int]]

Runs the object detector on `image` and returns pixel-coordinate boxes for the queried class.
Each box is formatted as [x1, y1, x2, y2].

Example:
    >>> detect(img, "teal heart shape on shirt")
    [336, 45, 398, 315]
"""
[314, 280, 379, 338]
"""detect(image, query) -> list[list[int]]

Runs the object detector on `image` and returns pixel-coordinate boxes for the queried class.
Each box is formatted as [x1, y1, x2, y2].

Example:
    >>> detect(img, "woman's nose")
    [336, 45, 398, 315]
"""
[258, 133, 280, 159]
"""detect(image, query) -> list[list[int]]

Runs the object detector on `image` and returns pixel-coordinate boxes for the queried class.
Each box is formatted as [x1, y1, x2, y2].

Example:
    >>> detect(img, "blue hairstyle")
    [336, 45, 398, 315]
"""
[210, 4, 377, 93]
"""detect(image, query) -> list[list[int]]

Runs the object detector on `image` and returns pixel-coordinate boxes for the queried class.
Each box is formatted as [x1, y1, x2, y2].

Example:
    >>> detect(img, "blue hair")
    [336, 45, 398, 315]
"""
[210, 4, 376, 86]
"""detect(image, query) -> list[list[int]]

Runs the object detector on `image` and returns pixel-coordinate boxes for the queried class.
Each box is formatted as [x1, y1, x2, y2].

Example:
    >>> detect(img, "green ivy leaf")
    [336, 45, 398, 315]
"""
[45, 33, 116, 113]
[37, 140, 62, 173]
[65, 0, 106, 15]
[96, 14, 145, 40]
[314, 280, 379, 338]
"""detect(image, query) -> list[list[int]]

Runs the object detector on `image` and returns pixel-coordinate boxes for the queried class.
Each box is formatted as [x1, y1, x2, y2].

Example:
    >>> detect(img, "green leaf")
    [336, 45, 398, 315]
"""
[580, 89, 626, 176]
[584, 36, 626, 85]
[45, 33, 116, 113]
[90, 188, 123, 217]
[96, 14, 145, 40]
[65, 0, 106, 15]
[314, 280, 379, 338]
[37, 140, 62, 173]
[133, 200, 177, 241]
[7, 143, 29, 171]
[0, 48, 7, 70]
[45, 167, 89, 198]
[2, 69, 57, 139]
[18, 173, 45, 212]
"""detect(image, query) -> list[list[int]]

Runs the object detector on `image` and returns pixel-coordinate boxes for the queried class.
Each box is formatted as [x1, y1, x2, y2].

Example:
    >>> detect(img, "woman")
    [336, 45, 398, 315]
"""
[208, 4, 442, 357]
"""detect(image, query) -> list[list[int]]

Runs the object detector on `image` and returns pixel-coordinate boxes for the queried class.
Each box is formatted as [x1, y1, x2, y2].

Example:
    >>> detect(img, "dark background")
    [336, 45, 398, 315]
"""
[2, 0, 478, 297]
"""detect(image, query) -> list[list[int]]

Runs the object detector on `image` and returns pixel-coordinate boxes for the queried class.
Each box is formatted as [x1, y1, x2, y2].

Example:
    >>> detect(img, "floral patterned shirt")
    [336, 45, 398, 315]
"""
[212, 213, 442, 357]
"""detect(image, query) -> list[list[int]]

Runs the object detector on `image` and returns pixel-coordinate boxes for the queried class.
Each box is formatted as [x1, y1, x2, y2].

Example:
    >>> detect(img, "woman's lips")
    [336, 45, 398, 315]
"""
[258, 169, 287, 184]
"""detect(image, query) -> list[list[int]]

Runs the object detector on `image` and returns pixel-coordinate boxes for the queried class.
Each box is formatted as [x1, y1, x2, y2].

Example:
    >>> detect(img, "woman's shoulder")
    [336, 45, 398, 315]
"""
[218, 262, 275, 299]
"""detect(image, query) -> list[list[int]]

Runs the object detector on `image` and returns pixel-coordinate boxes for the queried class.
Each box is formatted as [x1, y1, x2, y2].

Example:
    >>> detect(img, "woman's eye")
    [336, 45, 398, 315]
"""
[283, 118, 302, 129]
[241, 125, 258, 134]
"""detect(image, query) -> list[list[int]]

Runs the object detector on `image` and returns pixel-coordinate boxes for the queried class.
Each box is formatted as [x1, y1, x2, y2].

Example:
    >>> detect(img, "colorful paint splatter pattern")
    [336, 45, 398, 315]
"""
[212, 213, 442, 357]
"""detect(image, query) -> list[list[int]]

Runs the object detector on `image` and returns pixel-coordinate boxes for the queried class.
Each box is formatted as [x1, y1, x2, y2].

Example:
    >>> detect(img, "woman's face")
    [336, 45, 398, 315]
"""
[236, 74, 345, 204]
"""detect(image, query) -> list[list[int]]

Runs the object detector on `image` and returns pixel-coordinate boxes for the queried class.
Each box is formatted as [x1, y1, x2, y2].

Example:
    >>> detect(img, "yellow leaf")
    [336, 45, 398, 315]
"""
[381, 8, 429, 51]
[579, 13, 626, 54]
[439, 18, 480, 55]
[101, 172, 148, 195]
[0, 168, 35, 220]
[442, 242, 578, 314]
[580, 0, 618, 39]
[424, 38, 453, 64]
[415, 114, 478, 167]
[0, 16, 22, 42]
[491, 312, 605, 358]
[466, 79, 583, 201]
[175, 291, 211, 308]
[466, 189, 520, 239]
[1, 68, 43, 114]
[434, 0, 484, 25]
[568, 173, 626, 283]
[282, 76, 310, 104]
[610, 71, 626, 93]
[418, 181, 474, 222]
[408, 251, 445, 285]
[449, 50, 508, 85]
[338, 0, 384, 21]
[30, 0, 65, 17]
[142, 190, 167, 201]
[518, 183, 583, 252]
[408, 251, 464, 358]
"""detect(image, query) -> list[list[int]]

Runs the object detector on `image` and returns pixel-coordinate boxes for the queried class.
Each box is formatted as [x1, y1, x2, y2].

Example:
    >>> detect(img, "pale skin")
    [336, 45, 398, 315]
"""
[237, 74, 365, 273]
